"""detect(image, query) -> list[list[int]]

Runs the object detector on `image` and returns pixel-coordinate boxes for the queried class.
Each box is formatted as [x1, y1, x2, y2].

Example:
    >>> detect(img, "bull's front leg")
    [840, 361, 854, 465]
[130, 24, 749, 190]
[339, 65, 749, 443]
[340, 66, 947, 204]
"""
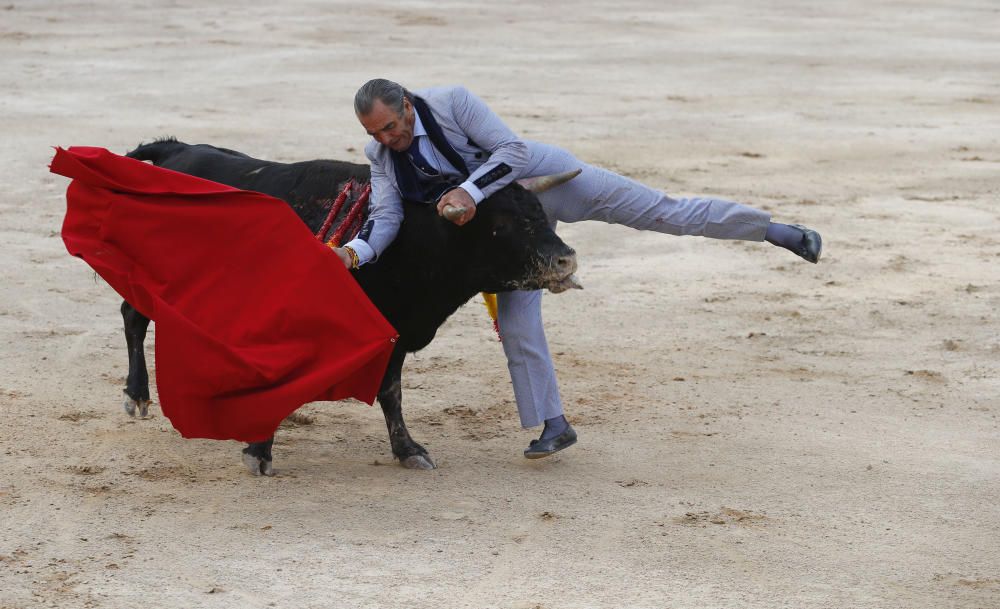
[241, 437, 274, 477]
[120, 300, 153, 418]
[380, 348, 435, 470]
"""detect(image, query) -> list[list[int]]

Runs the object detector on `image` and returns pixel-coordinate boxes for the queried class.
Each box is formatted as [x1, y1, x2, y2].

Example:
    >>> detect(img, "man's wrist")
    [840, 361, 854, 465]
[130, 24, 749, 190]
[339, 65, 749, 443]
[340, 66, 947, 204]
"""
[344, 238, 375, 266]
[459, 181, 485, 205]
[342, 245, 360, 269]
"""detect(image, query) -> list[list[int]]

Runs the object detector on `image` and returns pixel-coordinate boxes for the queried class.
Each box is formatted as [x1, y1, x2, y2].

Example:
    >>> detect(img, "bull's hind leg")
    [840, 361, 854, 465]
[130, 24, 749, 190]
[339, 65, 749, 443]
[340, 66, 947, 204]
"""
[380, 348, 435, 470]
[121, 301, 153, 418]
[242, 437, 275, 477]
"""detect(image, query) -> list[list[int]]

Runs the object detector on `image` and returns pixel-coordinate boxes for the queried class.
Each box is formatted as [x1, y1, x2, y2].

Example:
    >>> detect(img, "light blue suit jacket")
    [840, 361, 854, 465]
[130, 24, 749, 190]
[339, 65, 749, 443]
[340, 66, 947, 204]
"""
[345, 86, 532, 264]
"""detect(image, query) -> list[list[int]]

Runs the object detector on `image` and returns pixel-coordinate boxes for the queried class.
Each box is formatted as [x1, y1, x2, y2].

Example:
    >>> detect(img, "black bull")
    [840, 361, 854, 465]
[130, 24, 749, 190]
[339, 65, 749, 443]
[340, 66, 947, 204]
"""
[119, 139, 578, 475]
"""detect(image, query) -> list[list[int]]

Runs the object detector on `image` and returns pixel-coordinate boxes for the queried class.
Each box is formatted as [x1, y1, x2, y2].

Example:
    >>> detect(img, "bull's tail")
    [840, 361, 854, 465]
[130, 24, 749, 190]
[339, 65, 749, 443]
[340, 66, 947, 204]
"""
[125, 137, 188, 166]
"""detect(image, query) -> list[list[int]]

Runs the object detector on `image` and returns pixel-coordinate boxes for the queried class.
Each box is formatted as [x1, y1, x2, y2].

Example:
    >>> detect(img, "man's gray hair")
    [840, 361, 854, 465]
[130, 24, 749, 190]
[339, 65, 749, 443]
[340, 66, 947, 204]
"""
[355, 78, 411, 116]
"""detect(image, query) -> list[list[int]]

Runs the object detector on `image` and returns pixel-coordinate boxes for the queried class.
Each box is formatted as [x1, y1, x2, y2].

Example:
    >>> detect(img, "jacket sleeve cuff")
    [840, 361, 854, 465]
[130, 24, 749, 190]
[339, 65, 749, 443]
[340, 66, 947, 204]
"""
[459, 181, 485, 205]
[344, 238, 376, 266]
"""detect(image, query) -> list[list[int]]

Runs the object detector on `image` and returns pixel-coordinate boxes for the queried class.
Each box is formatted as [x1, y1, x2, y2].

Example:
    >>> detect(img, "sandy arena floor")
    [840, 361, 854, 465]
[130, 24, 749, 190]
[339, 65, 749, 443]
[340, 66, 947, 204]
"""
[1, 1, 998, 608]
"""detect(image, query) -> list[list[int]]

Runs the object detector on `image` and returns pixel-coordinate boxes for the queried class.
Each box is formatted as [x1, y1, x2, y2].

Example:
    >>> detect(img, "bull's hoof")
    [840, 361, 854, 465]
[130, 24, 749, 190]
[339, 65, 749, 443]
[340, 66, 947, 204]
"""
[122, 393, 152, 418]
[242, 452, 275, 477]
[401, 454, 436, 470]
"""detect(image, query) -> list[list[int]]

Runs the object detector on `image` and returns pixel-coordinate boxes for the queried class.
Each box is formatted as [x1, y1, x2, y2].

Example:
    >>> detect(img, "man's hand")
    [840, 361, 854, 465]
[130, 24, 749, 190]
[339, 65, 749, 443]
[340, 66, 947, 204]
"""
[436, 188, 476, 226]
[332, 247, 353, 269]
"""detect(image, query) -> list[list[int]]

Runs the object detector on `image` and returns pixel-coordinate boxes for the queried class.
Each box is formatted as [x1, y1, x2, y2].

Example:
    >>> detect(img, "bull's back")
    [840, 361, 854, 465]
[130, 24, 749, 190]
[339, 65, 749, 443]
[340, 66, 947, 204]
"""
[127, 139, 370, 233]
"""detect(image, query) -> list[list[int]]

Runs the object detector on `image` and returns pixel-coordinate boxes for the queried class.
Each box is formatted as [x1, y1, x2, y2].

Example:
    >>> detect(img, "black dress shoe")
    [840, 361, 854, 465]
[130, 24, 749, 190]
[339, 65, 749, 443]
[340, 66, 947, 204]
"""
[791, 224, 822, 263]
[524, 424, 577, 459]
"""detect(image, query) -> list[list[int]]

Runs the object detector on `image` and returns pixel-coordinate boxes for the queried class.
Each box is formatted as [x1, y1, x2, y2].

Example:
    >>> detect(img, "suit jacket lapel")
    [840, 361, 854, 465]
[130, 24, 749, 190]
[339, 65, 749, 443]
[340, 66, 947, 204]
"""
[411, 95, 469, 176]
[389, 94, 470, 204]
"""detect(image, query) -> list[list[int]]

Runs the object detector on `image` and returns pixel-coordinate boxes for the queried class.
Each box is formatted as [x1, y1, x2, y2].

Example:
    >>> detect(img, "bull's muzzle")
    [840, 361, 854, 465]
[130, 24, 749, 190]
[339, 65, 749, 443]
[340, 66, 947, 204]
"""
[543, 249, 582, 293]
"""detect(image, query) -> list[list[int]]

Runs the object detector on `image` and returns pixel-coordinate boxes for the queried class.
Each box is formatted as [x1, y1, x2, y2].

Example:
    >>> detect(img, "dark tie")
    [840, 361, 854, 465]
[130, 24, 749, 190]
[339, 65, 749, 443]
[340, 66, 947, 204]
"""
[407, 138, 440, 177]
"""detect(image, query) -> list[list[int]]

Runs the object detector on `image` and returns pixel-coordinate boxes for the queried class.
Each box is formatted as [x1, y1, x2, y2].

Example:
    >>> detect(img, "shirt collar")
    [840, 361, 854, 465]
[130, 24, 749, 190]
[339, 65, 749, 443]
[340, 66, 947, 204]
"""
[411, 109, 428, 139]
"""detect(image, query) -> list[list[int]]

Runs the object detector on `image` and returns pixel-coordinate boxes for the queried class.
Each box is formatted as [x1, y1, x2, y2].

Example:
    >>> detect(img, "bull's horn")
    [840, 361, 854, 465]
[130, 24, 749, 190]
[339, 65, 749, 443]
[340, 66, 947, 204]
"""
[518, 168, 582, 194]
[442, 205, 464, 222]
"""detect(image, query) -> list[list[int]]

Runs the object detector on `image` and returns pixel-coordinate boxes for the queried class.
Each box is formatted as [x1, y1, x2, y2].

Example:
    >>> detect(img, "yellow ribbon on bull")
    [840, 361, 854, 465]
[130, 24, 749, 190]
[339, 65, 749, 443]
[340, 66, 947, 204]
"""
[482, 292, 500, 340]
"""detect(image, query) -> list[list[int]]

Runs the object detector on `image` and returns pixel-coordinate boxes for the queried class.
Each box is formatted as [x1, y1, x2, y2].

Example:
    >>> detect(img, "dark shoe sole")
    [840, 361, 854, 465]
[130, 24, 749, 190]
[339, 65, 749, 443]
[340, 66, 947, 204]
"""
[523, 435, 577, 459]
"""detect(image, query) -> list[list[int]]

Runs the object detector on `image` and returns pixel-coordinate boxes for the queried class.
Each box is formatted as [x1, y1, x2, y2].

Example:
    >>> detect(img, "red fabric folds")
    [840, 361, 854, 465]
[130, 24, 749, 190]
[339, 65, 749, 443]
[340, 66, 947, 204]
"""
[51, 146, 397, 442]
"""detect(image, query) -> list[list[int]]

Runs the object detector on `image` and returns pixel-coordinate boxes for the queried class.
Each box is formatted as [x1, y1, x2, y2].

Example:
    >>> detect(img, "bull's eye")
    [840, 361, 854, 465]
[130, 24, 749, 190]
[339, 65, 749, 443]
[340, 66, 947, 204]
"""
[490, 215, 516, 239]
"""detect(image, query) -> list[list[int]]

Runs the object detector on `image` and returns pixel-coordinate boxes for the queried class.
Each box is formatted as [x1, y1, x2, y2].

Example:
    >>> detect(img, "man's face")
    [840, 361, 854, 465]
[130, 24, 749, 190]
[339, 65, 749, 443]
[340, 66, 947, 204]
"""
[359, 98, 415, 152]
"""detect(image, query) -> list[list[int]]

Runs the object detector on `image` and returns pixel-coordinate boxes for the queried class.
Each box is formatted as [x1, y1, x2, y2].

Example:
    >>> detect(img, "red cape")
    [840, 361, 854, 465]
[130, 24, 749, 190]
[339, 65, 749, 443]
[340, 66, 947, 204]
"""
[51, 146, 397, 442]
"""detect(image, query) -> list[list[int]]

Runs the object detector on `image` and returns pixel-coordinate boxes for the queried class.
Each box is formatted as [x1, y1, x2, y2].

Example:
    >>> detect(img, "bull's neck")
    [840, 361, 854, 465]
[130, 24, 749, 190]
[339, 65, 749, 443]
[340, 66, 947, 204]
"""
[355, 236, 481, 353]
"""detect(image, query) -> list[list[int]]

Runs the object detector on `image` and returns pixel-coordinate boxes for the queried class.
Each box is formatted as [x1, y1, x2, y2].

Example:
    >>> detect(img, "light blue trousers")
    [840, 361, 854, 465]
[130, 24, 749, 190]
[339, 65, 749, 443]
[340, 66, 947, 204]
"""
[499, 142, 771, 428]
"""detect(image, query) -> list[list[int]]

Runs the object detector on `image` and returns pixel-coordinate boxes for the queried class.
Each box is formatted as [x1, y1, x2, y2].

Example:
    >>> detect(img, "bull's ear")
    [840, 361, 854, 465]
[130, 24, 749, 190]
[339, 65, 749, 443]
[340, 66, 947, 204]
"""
[516, 169, 582, 193]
